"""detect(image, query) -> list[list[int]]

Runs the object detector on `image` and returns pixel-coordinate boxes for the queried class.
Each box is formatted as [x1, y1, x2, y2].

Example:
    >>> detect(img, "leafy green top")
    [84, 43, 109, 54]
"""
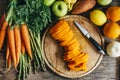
[15, 0, 52, 33]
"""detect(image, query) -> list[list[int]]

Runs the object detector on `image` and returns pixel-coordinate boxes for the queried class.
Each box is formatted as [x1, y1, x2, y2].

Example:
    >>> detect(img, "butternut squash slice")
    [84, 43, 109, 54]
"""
[69, 53, 89, 66]
[63, 52, 81, 61]
[67, 42, 80, 50]
[65, 48, 81, 55]
[68, 62, 87, 71]
[64, 49, 81, 56]
[68, 52, 85, 62]
[49, 20, 66, 34]
[60, 38, 78, 46]
[51, 23, 70, 37]
[51, 26, 71, 40]
[58, 30, 74, 42]
[64, 44, 80, 51]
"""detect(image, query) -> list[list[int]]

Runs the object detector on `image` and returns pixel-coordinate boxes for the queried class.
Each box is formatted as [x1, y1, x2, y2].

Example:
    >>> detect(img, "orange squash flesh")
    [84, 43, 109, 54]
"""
[49, 20, 65, 34]
[58, 30, 74, 42]
[63, 51, 81, 61]
[51, 24, 70, 38]
[68, 62, 87, 71]
[60, 38, 77, 46]
[68, 52, 85, 62]
[69, 53, 89, 65]
[49, 20, 89, 71]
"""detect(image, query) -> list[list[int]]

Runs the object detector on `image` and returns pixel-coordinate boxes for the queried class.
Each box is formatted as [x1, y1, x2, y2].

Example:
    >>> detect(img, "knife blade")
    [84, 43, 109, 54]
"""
[74, 21, 105, 55]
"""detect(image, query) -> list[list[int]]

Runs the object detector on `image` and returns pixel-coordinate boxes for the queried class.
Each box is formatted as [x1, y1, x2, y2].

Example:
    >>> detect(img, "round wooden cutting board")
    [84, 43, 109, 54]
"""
[42, 15, 104, 78]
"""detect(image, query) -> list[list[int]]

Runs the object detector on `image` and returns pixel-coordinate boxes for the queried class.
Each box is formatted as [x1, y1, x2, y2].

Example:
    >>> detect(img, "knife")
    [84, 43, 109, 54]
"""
[74, 21, 105, 55]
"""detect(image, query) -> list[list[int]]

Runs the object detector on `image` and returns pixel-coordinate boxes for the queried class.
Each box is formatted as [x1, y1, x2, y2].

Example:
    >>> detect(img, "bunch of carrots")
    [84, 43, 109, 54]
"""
[0, 0, 31, 69]
[0, 0, 51, 80]
[0, 11, 32, 72]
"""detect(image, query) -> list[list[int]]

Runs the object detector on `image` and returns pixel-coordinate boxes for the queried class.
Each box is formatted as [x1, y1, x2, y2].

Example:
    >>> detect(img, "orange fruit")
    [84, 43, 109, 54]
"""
[103, 22, 120, 39]
[106, 6, 120, 22]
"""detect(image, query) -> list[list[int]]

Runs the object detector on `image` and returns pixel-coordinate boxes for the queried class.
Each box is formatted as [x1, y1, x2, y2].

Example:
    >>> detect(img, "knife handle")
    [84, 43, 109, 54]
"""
[89, 37, 105, 55]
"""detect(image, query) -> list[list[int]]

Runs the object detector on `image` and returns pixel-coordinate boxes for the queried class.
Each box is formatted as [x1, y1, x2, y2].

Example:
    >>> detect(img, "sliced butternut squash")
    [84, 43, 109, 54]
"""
[58, 30, 74, 42]
[60, 38, 78, 46]
[68, 52, 85, 62]
[64, 44, 80, 51]
[49, 19, 89, 72]
[69, 53, 89, 66]
[51, 27, 71, 40]
[67, 42, 80, 50]
[49, 20, 65, 34]
[68, 62, 87, 71]
[63, 51, 81, 61]
[51, 23, 70, 37]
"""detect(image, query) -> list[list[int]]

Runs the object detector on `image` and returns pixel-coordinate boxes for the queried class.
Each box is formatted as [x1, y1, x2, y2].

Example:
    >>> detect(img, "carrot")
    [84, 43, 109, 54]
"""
[0, 21, 8, 50]
[0, 13, 6, 28]
[7, 27, 16, 68]
[20, 24, 32, 59]
[6, 41, 10, 62]
[6, 53, 12, 72]
[21, 38, 25, 55]
[6, 41, 11, 72]
[14, 26, 21, 66]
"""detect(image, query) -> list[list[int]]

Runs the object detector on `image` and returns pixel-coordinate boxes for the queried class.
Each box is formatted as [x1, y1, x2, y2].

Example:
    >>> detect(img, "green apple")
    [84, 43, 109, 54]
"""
[52, 1, 68, 17]
[97, 0, 112, 6]
[44, 0, 56, 6]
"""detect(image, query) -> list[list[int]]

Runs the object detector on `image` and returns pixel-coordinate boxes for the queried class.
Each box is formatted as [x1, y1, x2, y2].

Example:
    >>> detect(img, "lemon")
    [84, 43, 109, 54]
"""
[90, 9, 107, 26]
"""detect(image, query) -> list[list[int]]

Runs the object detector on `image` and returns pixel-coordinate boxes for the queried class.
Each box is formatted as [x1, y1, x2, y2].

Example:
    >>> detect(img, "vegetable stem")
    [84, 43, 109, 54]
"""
[6, 5, 13, 23]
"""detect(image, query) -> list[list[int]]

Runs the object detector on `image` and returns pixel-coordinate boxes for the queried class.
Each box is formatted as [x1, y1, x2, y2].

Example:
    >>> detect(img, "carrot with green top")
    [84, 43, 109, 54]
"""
[6, 52, 12, 72]
[0, 21, 8, 50]
[6, 42, 10, 62]
[14, 25, 21, 66]
[20, 24, 32, 59]
[21, 38, 25, 55]
[6, 41, 11, 71]
[7, 26, 16, 68]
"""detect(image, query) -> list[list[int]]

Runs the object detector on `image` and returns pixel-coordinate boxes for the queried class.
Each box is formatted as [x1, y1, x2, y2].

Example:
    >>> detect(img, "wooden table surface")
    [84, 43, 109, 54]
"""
[0, 0, 120, 80]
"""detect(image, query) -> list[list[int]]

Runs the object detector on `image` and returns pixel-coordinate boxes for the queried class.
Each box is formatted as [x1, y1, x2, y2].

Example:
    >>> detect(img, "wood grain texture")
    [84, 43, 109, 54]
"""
[0, 0, 120, 80]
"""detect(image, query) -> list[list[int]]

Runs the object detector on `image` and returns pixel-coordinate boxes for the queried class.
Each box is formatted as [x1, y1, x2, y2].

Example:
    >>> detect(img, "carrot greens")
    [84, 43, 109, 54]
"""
[15, 0, 51, 33]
